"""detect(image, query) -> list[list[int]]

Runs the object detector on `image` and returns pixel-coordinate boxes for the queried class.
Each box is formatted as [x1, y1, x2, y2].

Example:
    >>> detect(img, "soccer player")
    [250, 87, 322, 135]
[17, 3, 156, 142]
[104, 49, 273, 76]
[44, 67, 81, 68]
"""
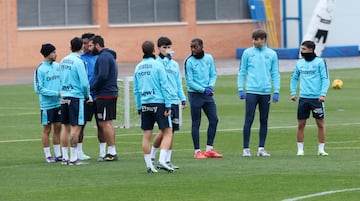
[184, 38, 223, 159]
[34, 43, 62, 163]
[88, 35, 119, 161]
[150, 36, 187, 170]
[133, 40, 174, 173]
[290, 40, 330, 156]
[59, 37, 91, 165]
[237, 29, 280, 157]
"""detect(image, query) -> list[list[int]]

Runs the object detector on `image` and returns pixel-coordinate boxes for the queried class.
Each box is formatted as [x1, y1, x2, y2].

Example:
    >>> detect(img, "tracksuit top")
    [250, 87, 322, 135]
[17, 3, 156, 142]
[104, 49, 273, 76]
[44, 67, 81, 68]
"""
[156, 56, 186, 105]
[91, 48, 118, 97]
[237, 46, 280, 95]
[80, 52, 98, 98]
[59, 52, 90, 99]
[290, 57, 330, 98]
[184, 53, 217, 93]
[34, 61, 61, 110]
[133, 57, 173, 110]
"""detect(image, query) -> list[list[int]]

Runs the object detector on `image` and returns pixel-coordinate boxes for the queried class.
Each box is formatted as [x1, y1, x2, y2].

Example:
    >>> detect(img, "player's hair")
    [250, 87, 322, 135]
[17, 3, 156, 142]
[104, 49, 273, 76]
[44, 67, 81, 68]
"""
[81, 33, 95, 40]
[142, 40, 154, 55]
[71, 37, 83, 52]
[157, 37, 172, 47]
[90, 35, 105, 47]
[191, 38, 203, 47]
[252, 29, 267, 40]
[301, 40, 316, 51]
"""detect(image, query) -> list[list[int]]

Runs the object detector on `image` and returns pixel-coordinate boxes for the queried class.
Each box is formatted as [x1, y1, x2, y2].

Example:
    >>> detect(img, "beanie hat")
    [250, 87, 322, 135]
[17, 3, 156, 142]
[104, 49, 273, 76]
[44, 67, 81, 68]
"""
[40, 43, 56, 57]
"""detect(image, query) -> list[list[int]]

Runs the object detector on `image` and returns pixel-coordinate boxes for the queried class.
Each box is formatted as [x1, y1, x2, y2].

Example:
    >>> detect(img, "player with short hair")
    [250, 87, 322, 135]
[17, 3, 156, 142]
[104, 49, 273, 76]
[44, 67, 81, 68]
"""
[59, 37, 91, 165]
[150, 36, 187, 170]
[184, 38, 223, 159]
[34, 43, 62, 163]
[133, 40, 174, 173]
[290, 40, 330, 156]
[237, 29, 280, 157]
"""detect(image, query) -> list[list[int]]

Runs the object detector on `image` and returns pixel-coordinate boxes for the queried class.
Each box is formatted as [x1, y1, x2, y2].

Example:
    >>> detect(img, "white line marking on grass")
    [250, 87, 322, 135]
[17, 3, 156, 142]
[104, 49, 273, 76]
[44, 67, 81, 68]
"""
[282, 188, 360, 201]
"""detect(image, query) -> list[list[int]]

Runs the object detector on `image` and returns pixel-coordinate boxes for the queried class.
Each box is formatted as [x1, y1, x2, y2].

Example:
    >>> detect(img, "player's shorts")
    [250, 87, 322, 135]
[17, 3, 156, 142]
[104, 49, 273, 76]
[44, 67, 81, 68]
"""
[171, 104, 180, 131]
[140, 103, 172, 130]
[40, 106, 61, 126]
[95, 98, 117, 121]
[60, 97, 86, 126]
[84, 101, 97, 122]
[297, 98, 325, 120]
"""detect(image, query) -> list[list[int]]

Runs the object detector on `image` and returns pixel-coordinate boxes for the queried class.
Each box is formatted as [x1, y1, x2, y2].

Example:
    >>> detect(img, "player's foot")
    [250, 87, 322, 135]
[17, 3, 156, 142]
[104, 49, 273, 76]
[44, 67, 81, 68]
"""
[103, 153, 118, 161]
[194, 151, 207, 159]
[318, 151, 328, 156]
[45, 156, 56, 163]
[96, 155, 106, 162]
[166, 161, 179, 169]
[68, 159, 88, 166]
[146, 166, 158, 173]
[296, 151, 304, 156]
[257, 149, 271, 157]
[78, 152, 91, 161]
[243, 149, 251, 157]
[61, 159, 69, 165]
[54, 155, 63, 162]
[157, 161, 174, 173]
[204, 148, 223, 158]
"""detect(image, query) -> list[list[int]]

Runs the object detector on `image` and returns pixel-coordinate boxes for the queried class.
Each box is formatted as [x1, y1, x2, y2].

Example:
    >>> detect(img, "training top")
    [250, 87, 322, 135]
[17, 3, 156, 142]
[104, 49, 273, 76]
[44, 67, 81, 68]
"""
[59, 52, 90, 99]
[290, 57, 330, 98]
[238, 46, 280, 95]
[184, 53, 217, 93]
[34, 61, 61, 110]
[156, 56, 186, 105]
[81, 52, 98, 98]
[133, 57, 173, 110]
[91, 48, 118, 97]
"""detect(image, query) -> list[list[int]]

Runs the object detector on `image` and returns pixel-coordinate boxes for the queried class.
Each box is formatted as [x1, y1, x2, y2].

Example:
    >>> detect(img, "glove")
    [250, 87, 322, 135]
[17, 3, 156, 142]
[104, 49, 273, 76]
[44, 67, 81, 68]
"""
[166, 51, 175, 60]
[204, 86, 214, 96]
[181, 101, 186, 106]
[165, 107, 171, 113]
[272, 93, 279, 102]
[137, 110, 141, 115]
[238, 91, 245, 99]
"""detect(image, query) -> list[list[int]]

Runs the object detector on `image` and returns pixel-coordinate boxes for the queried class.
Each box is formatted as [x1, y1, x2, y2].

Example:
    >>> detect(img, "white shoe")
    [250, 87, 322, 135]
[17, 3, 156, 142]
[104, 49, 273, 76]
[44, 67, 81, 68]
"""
[318, 151, 328, 156]
[78, 152, 91, 160]
[257, 149, 271, 157]
[147, 165, 158, 173]
[243, 149, 251, 157]
[297, 151, 304, 156]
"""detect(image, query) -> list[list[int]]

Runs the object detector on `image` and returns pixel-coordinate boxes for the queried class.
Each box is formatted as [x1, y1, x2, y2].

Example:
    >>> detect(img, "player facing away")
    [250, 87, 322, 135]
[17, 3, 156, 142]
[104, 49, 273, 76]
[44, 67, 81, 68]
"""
[59, 37, 91, 165]
[184, 38, 223, 159]
[88, 35, 119, 161]
[237, 29, 280, 157]
[133, 40, 174, 173]
[34, 43, 62, 163]
[150, 36, 187, 170]
[290, 40, 330, 156]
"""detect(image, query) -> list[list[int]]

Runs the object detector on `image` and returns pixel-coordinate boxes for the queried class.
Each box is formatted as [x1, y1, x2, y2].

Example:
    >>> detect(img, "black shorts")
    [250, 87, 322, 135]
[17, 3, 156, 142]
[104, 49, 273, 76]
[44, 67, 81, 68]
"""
[171, 104, 180, 131]
[95, 98, 117, 121]
[140, 103, 172, 130]
[61, 97, 86, 126]
[298, 98, 325, 120]
[84, 101, 97, 122]
[40, 107, 61, 126]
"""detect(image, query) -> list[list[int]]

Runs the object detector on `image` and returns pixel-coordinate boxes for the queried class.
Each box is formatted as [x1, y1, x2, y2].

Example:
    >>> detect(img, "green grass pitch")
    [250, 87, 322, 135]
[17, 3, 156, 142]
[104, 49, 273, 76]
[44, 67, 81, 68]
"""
[0, 69, 359, 201]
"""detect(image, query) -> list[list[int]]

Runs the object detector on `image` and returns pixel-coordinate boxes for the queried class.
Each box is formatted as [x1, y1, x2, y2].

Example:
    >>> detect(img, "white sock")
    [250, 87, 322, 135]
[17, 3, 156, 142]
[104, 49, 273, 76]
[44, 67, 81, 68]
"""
[108, 146, 116, 155]
[53, 144, 61, 157]
[77, 143, 83, 154]
[318, 143, 325, 153]
[70, 147, 78, 162]
[150, 146, 158, 160]
[258, 147, 264, 152]
[206, 145, 213, 152]
[99, 143, 106, 157]
[159, 149, 167, 163]
[43, 147, 51, 158]
[297, 142, 304, 153]
[194, 149, 201, 154]
[62, 147, 69, 160]
[166, 150, 172, 162]
[144, 154, 153, 168]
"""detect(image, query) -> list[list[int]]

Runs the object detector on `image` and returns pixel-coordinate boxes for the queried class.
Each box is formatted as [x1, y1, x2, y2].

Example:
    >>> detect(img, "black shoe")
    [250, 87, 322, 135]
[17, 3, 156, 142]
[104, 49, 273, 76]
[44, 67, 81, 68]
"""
[103, 154, 118, 161]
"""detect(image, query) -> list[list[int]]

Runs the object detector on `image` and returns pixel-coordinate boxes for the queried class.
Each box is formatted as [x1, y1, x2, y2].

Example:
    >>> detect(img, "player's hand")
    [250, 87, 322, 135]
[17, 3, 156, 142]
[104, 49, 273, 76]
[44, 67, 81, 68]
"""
[272, 93, 279, 102]
[137, 110, 141, 115]
[86, 95, 94, 105]
[164, 107, 171, 117]
[319, 96, 326, 102]
[290, 95, 297, 101]
[238, 91, 245, 99]
[204, 86, 214, 96]
[181, 101, 187, 109]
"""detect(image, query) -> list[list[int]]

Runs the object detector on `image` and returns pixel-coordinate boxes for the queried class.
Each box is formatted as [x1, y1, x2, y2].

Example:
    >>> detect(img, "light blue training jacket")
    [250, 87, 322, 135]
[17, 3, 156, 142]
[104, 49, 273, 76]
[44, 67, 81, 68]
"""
[238, 46, 280, 95]
[133, 57, 173, 110]
[59, 52, 90, 99]
[156, 56, 186, 105]
[290, 57, 330, 98]
[80, 52, 98, 98]
[34, 61, 61, 110]
[184, 53, 217, 93]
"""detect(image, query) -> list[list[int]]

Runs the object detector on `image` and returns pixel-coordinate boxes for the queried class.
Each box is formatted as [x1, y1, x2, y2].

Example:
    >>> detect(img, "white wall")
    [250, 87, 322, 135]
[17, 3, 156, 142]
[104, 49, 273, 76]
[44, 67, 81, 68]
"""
[284, 0, 360, 48]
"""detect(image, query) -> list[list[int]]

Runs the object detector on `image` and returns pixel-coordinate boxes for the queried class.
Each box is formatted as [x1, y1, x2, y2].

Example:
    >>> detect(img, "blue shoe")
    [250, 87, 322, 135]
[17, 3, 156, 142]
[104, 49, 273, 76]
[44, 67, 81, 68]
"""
[45, 156, 56, 163]
[54, 155, 63, 162]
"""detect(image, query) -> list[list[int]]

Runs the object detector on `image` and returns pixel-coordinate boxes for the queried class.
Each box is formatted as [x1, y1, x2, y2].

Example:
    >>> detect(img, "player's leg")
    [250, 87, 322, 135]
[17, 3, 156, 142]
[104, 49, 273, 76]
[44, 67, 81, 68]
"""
[150, 131, 163, 162]
[296, 98, 310, 156]
[188, 92, 206, 158]
[52, 122, 62, 161]
[202, 100, 222, 158]
[257, 95, 271, 157]
[243, 93, 257, 157]
[40, 109, 55, 163]
[312, 101, 327, 155]
[141, 105, 157, 173]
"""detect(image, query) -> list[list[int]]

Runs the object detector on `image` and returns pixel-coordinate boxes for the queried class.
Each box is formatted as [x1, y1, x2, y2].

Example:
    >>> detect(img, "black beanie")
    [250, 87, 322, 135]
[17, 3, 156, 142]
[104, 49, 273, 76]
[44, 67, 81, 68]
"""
[40, 43, 56, 57]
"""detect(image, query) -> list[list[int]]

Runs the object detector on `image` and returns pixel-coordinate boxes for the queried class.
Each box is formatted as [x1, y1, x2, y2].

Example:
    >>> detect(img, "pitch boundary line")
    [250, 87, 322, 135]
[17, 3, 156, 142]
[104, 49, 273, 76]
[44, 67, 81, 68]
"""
[281, 187, 360, 201]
